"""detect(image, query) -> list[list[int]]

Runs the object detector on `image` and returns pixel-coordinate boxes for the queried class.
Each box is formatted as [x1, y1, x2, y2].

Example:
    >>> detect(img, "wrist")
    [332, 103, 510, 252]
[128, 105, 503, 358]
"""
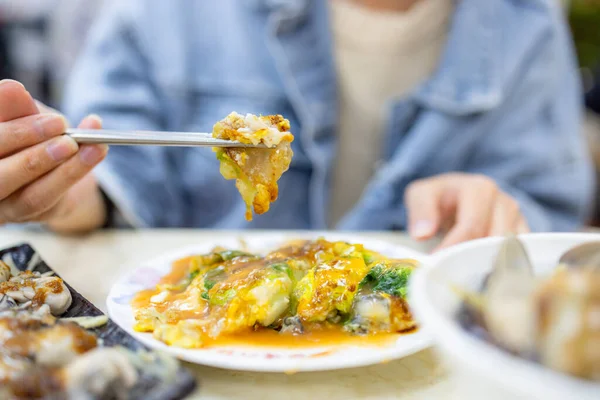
[45, 176, 107, 234]
[99, 188, 115, 229]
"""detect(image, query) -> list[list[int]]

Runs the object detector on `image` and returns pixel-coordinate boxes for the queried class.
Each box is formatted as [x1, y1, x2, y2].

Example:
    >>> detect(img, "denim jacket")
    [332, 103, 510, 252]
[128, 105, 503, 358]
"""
[63, 0, 594, 231]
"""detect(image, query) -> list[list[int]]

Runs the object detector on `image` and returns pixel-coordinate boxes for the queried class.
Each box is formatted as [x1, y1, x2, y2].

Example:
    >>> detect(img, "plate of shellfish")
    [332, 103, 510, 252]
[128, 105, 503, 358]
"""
[410, 233, 600, 400]
[0, 243, 197, 400]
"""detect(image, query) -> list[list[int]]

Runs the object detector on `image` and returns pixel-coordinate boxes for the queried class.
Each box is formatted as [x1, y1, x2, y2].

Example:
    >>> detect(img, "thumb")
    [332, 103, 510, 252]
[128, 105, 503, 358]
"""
[78, 114, 103, 129]
[404, 179, 444, 241]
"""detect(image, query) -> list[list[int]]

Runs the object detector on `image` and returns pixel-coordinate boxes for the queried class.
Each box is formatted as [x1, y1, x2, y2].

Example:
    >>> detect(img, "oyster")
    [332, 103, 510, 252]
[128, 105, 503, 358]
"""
[0, 270, 72, 315]
[534, 268, 600, 380]
[467, 236, 600, 381]
[482, 235, 537, 355]
[0, 261, 182, 399]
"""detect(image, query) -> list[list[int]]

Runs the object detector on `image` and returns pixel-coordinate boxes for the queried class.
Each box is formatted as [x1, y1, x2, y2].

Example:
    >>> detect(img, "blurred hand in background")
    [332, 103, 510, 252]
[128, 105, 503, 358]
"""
[405, 174, 530, 250]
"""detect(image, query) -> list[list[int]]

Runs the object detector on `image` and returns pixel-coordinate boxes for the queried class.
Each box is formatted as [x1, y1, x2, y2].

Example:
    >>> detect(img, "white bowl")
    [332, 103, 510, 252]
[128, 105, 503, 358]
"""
[409, 233, 600, 400]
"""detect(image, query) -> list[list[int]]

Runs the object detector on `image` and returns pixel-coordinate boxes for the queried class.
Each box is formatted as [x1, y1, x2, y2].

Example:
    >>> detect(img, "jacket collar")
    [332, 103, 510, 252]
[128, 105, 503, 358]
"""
[252, 0, 529, 116]
[414, 0, 503, 115]
[246, 0, 310, 24]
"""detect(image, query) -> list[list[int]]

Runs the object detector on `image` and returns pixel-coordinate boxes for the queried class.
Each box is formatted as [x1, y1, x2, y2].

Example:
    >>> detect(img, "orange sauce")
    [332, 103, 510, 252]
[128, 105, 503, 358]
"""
[131, 289, 156, 309]
[202, 326, 416, 349]
[132, 256, 196, 310]
[163, 256, 195, 283]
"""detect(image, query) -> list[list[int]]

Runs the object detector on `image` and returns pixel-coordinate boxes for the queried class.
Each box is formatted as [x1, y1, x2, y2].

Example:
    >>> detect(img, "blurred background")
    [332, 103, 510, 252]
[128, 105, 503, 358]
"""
[570, 0, 600, 225]
[0, 0, 103, 107]
[0, 0, 599, 225]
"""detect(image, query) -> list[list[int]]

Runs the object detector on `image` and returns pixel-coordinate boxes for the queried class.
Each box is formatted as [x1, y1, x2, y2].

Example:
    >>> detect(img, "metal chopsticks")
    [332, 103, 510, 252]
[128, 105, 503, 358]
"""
[65, 128, 267, 148]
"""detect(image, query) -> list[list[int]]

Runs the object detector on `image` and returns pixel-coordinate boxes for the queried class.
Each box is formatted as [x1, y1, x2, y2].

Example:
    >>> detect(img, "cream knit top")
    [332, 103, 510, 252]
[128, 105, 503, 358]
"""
[328, 0, 453, 226]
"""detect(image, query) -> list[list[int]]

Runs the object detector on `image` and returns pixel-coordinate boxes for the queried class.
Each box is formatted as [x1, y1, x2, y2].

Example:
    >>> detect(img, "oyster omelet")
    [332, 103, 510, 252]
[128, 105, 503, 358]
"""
[132, 239, 418, 349]
[212, 112, 294, 221]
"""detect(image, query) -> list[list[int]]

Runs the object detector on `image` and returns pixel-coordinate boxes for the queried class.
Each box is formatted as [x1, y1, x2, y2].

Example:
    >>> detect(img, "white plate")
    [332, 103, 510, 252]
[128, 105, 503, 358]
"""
[409, 233, 600, 400]
[107, 233, 431, 372]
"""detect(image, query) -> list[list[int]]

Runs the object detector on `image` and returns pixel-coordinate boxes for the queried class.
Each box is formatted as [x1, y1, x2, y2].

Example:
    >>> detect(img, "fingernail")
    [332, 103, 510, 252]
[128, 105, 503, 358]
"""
[88, 114, 103, 123]
[79, 114, 103, 129]
[80, 144, 108, 166]
[35, 114, 68, 138]
[411, 220, 435, 239]
[0, 79, 24, 88]
[46, 136, 78, 162]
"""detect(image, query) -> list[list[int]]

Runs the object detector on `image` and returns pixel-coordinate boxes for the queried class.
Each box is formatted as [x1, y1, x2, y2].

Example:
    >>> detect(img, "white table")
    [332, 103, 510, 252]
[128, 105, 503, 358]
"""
[0, 229, 459, 400]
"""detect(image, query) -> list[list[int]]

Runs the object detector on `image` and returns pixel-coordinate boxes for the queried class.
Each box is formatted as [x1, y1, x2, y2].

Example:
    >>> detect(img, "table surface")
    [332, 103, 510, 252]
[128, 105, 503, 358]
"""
[0, 229, 459, 400]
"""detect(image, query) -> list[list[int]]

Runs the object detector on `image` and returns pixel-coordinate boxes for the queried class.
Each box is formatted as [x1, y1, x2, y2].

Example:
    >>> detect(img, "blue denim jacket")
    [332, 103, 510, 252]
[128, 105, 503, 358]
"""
[63, 0, 594, 231]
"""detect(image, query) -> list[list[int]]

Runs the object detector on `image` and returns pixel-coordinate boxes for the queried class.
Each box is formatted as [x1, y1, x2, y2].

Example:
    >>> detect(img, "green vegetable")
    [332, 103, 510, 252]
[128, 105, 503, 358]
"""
[270, 262, 293, 279]
[360, 264, 384, 286]
[210, 288, 236, 306]
[359, 263, 413, 299]
[189, 270, 200, 280]
[204, 265, 225, 279]
[201, 253, 224, 266]
[219, 250, 256, 261]
[201, 292, 210, 301]
[362, 252, 376, 265]
[215, 150, 256, 215]
[216, 150, 241, 179]
[197, 250, 256, 269]
[204, 280, 216, 290]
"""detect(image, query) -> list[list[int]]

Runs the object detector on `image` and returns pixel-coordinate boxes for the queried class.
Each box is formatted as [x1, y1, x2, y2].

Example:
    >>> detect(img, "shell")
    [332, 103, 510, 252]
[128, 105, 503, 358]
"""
[534, 268, 600, 380]
[481, 235, 537, 355]
[63, 347, 139, 398]
[469, 236, 600, 381]
[0, 294, 17, 311]
[557, 241, 600, 270]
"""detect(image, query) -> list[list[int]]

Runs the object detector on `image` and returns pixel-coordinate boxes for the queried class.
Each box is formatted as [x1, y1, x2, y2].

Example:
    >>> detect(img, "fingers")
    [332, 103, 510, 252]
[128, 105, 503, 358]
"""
[405, 180, 444, 240]
[78, 114, 102, 129]
[407, 173, 531, 251]
[0, 79, 106, 228]
[0, 144, 108, 223]
[436, 176, 497, 250]
[487, 194, 522, 236]
[0, 111, 105, 226]
[0, 135, 79, 201]
[36, 174, 97, 223]
[0, 113, 68, 158]
[516, 216, 530, 234]
[0, 80, 39, 122]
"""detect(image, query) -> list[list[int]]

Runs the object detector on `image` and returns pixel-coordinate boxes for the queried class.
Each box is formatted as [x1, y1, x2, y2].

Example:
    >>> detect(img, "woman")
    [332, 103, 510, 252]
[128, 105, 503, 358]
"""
[0, 0, 593, 249]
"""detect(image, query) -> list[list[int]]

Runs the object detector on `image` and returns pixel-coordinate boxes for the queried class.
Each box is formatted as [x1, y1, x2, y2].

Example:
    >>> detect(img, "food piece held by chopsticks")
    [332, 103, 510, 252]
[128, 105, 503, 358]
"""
[212, 112, 294, 221]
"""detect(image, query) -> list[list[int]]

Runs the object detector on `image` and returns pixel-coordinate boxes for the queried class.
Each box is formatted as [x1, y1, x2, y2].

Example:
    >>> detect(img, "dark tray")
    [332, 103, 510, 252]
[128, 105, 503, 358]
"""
[0, 243, 198, 400]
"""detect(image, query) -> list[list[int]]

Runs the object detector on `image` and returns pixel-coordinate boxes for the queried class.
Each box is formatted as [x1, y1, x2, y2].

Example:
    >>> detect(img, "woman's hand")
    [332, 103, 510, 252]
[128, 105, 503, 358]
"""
[0, 79, 109, 233]
[405, 173, 530, 250]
